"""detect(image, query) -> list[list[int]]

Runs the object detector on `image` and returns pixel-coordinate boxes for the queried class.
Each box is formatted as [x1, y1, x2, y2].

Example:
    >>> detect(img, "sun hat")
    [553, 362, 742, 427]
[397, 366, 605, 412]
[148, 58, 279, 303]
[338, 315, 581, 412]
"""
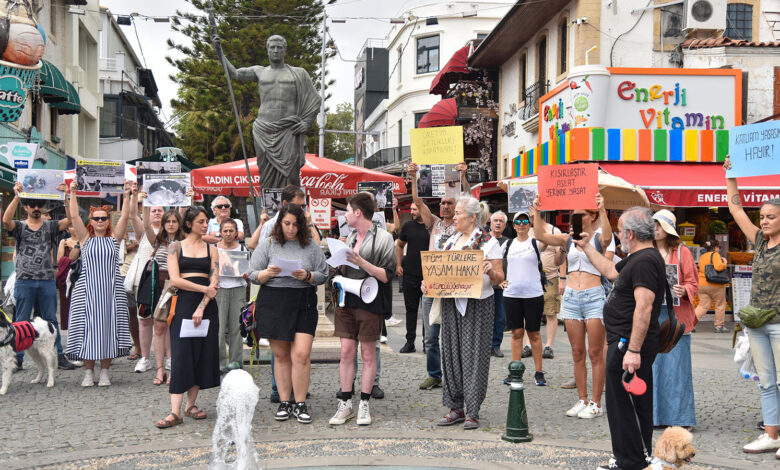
[653, 209, 679, 238]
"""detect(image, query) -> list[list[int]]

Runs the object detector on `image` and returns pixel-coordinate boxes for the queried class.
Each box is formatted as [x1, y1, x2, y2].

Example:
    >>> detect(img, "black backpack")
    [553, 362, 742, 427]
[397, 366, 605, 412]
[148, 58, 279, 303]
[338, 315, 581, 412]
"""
[503, 237, 548, 292]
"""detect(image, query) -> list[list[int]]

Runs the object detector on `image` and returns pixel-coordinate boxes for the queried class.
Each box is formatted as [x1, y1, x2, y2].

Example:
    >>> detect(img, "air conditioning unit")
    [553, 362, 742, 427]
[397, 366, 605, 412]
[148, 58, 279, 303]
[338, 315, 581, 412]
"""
[683, 0, 727, 30]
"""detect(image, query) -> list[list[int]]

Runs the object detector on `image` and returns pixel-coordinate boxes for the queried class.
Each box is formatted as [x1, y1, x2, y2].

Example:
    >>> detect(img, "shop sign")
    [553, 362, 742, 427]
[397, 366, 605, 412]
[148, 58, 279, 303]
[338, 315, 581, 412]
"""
[0, 74, 27, 110]
[0, 142, 37, 169]
[540, 67, 741, 146]
[645, 188, 780, 208]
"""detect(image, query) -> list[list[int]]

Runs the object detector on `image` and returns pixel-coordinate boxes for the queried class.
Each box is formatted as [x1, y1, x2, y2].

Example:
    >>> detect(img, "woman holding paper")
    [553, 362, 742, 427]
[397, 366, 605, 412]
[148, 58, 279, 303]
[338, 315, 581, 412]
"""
[532, 194, 612, 420]
[215, 218, 248, 372]
[422, 196, 504, 430]
[156, 206, 220, 429]
[248, 203, 328, 424]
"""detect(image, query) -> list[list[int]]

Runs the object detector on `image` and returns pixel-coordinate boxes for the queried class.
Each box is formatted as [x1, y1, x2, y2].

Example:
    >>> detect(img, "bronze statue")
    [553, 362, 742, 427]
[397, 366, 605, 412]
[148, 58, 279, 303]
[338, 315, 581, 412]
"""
[212, 27, 320, 189]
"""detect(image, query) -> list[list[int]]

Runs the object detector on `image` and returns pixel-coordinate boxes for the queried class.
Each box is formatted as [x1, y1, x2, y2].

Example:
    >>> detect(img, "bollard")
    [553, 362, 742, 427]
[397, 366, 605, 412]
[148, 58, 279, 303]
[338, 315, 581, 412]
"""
[501, 360, 533, 443]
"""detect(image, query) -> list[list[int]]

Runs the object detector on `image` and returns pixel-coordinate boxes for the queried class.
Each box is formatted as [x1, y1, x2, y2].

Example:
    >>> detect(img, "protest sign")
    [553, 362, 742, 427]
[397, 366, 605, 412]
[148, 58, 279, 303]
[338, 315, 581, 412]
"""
[143, 173, 191, 207]
[136, 162, 181, 188]
[508, 179, 537, 214]
[18, 169, 65, 200]
[262, 188, 283, 217]
[727, 121, 780, 177]
[218, 249, 250, 277]
[410, 126, 464, 165]
[357, 181, 393, 208]
[417, 164, 462, 198]
[538, 163, 598, 210]
[76, 159, 125, 194]
[664, 264, 681, 307]
[310, 197, 332, 230]
[421, 250, 484, 299]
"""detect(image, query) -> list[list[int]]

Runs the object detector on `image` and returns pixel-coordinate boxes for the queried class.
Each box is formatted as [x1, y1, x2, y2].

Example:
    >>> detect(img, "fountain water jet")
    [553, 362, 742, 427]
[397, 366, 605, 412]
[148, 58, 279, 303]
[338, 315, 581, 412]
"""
[209, 369, 260, 470]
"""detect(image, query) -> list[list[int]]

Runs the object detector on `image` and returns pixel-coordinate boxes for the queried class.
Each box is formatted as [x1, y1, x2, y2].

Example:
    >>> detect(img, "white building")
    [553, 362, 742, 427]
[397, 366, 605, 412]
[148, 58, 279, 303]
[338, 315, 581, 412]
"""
[362, 1, 512, 172]
[469, 0, 780, 179]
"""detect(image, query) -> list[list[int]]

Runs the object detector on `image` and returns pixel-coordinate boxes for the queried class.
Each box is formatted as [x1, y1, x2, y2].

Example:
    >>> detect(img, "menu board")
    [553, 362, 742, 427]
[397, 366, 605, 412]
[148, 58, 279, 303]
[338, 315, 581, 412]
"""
[731, 265, 752, 321]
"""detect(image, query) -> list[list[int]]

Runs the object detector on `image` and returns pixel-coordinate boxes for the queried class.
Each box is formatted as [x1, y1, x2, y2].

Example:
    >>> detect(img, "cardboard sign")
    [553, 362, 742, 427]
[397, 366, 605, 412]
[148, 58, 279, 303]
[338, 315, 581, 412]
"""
[410, 126, 464, 165]
[727, 121, 780, 177]
[421, 250, 484, 299]
[538, 164, 598, 210]
[417, 164, 462, 198]
[310, 197, 332, 230]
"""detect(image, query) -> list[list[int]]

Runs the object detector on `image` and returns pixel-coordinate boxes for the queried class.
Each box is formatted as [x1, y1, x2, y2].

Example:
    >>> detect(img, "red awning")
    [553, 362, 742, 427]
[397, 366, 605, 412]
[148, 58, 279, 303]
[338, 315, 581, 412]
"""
[190, 154, 407, 198]
[418, 98, 458, 128]
[599, 162, 780, 207]
[429, 45, 471, 96]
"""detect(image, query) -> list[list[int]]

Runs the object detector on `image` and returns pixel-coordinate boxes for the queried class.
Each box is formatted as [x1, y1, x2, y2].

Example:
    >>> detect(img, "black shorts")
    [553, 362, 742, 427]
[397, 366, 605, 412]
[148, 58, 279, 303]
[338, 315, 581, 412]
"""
[256, 286, 318, 341]
[503, 295, 545, 332]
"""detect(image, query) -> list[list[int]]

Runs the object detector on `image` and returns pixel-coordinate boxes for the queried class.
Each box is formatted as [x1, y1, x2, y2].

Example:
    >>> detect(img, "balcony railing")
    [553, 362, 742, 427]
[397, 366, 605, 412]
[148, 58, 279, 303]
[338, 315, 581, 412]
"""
[519, 80, 550, 121]
[363, 145, 410, 170]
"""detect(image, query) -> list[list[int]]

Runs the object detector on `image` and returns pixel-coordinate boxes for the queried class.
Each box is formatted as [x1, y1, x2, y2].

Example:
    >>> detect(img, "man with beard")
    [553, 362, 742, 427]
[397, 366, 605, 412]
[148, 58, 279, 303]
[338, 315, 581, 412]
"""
[3, 182, 74, 371]
[407, 161, 470, 390]
[395, 201, 430, 353]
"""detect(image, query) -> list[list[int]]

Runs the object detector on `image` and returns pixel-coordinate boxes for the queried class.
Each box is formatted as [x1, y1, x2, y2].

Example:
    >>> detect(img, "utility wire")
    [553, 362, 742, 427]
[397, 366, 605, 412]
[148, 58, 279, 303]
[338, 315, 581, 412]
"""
[131, 16, 148, 68]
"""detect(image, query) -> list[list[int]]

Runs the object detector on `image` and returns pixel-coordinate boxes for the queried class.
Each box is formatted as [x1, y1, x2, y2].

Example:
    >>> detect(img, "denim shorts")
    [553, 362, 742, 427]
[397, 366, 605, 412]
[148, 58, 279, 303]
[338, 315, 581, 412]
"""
[559, 286, 605, 321]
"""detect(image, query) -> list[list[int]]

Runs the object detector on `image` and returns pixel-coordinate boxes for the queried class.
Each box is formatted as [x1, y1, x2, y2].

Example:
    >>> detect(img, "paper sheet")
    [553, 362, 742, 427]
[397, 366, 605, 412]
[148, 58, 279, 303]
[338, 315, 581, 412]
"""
[273, 256, 302, 277]
[326, 237, 359, 269]
[180, 319, 210, 338]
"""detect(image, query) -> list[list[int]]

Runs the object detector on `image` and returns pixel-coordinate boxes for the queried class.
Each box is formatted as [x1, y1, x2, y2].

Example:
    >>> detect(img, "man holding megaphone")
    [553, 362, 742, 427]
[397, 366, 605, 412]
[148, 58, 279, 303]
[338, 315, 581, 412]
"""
[330, 192, 396, 427]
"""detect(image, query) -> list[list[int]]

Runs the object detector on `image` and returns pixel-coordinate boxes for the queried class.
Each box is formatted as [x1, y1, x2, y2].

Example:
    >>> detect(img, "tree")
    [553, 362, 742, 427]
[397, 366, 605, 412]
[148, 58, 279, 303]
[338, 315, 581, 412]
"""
[306, 102, 354, 161]
[167, 0, 329, 167]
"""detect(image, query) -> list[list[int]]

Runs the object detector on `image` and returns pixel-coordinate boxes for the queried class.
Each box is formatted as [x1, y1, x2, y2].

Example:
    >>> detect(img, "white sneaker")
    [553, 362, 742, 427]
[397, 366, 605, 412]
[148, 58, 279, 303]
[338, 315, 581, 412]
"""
[71, 360, 84, 367]
[81, 369, 94, 387]
[134, 357, 151, 373]
[743, 433, 780, 453]
[577, 400, 603, 419]
[98, 369, 111, 387]
[258, 338, 270, 347]
[164, 357, 171, 371]
[357, 400, 371, 426]
[380, 335, 388, 344]
[329, 399, 353, 425]
[566, 399, 587, 417]
[385, 316, 402, 326]
[776, 446, 779, 459]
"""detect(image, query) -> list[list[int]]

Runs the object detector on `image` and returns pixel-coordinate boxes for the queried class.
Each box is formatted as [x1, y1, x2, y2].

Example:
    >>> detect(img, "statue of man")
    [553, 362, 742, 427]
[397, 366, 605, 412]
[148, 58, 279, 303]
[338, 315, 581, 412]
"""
[212, 30, 320, 189]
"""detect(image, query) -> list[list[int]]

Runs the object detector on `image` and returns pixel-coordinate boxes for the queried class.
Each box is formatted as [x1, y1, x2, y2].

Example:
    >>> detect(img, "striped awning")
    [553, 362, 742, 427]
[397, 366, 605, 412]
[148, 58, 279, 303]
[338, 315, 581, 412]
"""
[51, 81, 81, 115]
[36, 60, 69, 103]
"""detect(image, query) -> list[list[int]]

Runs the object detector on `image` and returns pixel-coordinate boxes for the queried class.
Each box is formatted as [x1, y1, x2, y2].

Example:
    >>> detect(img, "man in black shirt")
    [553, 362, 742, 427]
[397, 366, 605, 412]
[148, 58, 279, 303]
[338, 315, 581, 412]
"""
[395, 202, 430, 353]
[575, 207, 665, 470]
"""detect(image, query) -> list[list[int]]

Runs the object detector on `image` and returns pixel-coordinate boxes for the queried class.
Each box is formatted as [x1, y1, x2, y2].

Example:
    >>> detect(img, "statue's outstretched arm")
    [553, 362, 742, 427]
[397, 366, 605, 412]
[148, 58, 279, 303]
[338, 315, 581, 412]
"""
[209, 11, 258, 82]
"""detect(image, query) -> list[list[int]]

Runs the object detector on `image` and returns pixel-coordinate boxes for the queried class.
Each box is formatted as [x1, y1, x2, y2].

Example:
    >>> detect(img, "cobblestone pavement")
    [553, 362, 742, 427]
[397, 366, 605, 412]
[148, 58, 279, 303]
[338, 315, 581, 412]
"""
[0, 290, 775, 469]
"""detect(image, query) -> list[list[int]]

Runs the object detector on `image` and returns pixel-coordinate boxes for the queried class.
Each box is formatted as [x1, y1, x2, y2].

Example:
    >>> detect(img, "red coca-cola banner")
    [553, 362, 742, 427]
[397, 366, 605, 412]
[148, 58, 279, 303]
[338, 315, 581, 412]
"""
[645, 188, 780, 207]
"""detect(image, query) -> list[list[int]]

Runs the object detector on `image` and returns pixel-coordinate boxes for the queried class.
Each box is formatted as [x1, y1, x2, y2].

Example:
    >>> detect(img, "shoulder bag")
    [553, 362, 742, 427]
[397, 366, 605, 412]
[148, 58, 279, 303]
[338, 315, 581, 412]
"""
[704, 252, 729, 284]
[658, 280, 686, 354]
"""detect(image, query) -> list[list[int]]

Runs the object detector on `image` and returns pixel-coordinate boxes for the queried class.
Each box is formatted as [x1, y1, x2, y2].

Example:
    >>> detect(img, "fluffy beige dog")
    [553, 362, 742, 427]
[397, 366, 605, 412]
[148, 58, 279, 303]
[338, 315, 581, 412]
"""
[646, 426, 696, 470]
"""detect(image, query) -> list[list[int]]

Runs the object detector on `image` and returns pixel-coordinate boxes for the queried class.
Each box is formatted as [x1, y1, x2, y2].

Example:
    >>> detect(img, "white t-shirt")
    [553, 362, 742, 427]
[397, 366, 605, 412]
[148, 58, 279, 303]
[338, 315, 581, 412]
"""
[503, 237, 544, 299]
[567, 228, 615, 276]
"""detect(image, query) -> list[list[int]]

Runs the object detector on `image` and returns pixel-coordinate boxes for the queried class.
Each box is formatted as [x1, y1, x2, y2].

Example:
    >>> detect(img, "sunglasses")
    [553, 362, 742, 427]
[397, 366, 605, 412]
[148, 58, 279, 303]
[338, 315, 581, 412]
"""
[214, 204, 231, 210]
[26, 202, 46, 208]
[91, 216, 109, 222]
[513, 219, 530, 225]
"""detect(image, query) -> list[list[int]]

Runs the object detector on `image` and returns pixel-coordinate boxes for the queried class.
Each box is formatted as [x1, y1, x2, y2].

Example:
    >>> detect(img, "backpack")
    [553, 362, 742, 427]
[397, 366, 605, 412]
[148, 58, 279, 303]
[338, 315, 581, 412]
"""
[503, 237, 548, 293]
[567, 235, 613, 296]
[136, 243, 174, 318]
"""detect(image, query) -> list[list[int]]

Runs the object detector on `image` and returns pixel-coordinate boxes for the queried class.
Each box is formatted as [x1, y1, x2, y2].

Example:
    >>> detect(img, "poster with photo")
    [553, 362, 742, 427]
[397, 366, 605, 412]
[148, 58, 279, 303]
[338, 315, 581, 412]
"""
[357, 181, 393, 209]
[143, 173, 191, 207]
[664, 264, 681, 307]
[17, 169, 65, 200]
[417, 164, 461, 198]
[136, 162, 181, 189]
[508, 179, 538, 214]
[263, 188, 283, 217]
[218, 249, 250, 278]
[76, 159, 125, 194]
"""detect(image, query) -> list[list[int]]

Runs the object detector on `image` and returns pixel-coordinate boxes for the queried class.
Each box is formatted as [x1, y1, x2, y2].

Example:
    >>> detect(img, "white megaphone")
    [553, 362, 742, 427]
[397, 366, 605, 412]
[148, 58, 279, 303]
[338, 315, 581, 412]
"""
[332, 275, 379, 307]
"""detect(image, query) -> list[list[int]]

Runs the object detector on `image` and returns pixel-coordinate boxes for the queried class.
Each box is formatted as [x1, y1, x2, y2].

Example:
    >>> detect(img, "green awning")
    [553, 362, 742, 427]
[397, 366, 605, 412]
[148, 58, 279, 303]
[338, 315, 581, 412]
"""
[36, 60, 69, 103]
[51, 81, 81, 115]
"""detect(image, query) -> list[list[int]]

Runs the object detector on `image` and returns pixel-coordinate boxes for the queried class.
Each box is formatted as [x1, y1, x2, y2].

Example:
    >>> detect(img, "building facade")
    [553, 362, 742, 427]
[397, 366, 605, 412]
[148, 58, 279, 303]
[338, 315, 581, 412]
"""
[353, 39, 388, 167]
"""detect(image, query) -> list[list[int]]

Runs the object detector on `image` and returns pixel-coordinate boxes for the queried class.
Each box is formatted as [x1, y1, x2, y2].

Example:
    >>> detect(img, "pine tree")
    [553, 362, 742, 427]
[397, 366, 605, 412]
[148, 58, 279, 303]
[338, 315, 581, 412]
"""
[167, 0, 328, 167]
[305, 102, 354, 161]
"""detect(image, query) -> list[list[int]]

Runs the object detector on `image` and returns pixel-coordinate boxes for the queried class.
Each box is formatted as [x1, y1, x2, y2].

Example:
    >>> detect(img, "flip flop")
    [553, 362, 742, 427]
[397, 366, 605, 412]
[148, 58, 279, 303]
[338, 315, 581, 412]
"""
[155, 413, 183, 429]
[185, 405, 207, 420]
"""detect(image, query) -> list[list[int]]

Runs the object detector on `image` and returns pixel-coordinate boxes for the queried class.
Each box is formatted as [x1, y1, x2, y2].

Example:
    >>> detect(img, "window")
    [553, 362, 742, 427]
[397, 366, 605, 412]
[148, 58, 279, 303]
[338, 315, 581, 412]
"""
[50, 111, 59, 140]
[416, 35, 439, 74]
[725, 3, 752, 40]
[558, 18, 568, 76]
[100, 98, 118, 137]
[397, 46, 403, 84]
[519, 53, 527, 102]
[537, 36, 547, 85]
[414, 112, 426, 128]
[477, 33, 488, 40]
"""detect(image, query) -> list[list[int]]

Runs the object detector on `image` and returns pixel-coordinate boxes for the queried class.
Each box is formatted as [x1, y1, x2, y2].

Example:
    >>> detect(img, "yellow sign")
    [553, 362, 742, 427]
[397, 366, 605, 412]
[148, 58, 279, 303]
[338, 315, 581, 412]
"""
[421, 249, 484, 299]
[410, 126, 464, 165]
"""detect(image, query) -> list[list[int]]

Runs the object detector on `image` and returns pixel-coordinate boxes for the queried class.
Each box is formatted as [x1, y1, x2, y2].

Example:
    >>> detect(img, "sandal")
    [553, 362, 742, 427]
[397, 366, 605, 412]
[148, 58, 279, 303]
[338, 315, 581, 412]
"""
[184, 405, 207, 420]
[155, 412, 183, 429]
[153, 367, 167, 386]
[127, 352, 140, 360]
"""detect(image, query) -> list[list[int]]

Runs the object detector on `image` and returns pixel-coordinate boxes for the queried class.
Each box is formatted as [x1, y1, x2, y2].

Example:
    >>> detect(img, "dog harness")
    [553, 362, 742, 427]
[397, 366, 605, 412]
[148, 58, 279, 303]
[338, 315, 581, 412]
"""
[9, 321, 38, 352]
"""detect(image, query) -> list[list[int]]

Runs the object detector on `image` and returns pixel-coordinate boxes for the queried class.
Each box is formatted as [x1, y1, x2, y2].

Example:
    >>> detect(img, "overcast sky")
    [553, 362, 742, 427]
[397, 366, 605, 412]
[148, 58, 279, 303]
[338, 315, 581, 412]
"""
[99, 0, 505, 131]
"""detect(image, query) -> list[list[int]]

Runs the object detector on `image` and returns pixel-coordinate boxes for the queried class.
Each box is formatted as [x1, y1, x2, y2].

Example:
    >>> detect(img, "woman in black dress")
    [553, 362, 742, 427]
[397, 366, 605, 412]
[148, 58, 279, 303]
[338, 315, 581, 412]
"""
[156, 206, 220, 428]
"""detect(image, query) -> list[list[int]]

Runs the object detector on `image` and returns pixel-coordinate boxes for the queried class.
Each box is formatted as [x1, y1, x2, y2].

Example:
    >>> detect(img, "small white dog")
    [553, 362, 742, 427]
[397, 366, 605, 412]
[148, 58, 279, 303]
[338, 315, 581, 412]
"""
[0, 316, 57, 395]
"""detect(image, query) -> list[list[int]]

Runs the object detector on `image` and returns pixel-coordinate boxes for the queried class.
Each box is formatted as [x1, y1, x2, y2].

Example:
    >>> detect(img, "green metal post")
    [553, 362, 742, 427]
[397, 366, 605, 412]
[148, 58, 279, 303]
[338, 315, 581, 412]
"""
[502, 360, 533, 443]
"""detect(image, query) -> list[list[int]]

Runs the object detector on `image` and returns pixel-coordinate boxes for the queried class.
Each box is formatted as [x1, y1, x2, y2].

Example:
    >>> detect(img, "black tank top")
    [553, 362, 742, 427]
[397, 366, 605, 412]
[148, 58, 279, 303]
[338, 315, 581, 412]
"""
[179, 243, 211, 275]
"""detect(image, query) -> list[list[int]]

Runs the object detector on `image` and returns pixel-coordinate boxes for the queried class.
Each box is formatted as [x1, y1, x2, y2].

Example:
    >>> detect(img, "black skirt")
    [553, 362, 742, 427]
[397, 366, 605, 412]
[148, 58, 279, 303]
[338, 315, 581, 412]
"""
[256, 285, 318, 341]
[169, 277, 221, 394]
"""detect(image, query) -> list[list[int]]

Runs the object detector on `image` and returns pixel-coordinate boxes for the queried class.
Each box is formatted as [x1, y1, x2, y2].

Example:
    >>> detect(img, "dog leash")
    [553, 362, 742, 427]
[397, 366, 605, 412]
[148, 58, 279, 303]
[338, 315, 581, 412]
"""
[0, 307, 11, 324]
[628, 392, 652, 462]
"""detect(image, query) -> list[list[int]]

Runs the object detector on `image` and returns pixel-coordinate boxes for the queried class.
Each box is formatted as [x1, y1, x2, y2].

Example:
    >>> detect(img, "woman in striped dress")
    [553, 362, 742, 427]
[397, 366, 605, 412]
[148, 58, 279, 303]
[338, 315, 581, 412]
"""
[66, 181, 134, 387]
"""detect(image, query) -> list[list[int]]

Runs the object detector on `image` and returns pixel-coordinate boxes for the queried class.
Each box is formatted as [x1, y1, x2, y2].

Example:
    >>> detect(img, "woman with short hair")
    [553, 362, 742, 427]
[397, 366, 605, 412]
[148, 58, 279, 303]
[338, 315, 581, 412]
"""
[248, 203, 328, 423]
[215, 218, 248, 372]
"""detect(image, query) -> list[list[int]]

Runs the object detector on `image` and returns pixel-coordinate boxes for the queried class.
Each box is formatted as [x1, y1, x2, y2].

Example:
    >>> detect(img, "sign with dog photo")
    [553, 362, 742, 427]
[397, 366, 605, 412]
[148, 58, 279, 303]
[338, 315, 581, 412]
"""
[17, 169, 65, 200]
